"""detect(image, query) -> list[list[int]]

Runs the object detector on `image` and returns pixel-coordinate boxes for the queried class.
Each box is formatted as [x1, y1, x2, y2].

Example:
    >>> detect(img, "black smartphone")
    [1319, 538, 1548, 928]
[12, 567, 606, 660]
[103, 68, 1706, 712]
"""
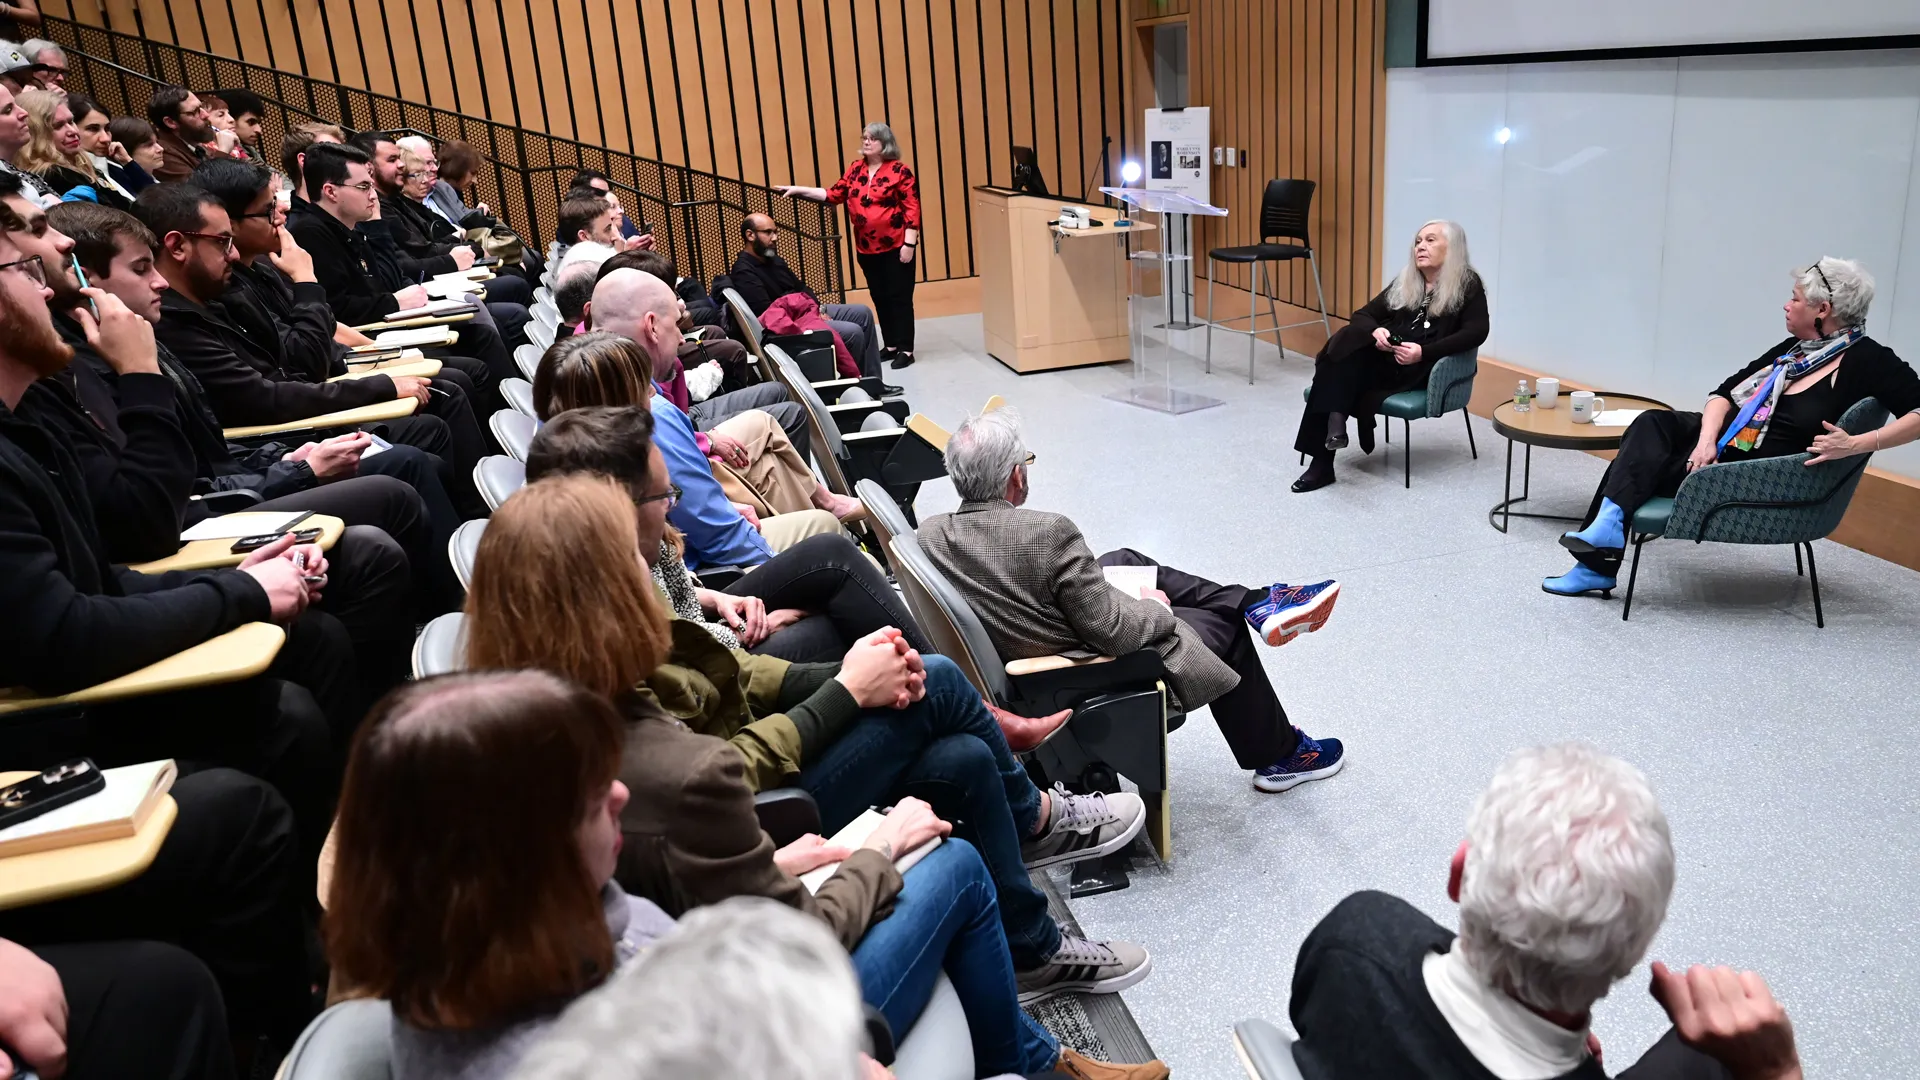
[230, 526, 322, 554]
[1387, 331, 1405, 346]
[474, 255, 500, 267]
[0, 758, 106, 832]
[642, 221, 656, 236]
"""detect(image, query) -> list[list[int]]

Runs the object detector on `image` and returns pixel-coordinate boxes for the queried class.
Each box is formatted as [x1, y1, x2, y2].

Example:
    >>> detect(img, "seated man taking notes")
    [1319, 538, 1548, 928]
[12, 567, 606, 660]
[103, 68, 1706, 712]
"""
[917, 408, 1348, 794]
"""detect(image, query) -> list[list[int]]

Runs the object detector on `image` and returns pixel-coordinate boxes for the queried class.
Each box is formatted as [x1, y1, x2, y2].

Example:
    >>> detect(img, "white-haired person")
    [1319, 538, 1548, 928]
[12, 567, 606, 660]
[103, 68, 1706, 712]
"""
[777, 121, 922, 370]
[1547, 257, 1920, 597]
[1289, 742, 1804, 1080]
[919, 407, 1347, 794]
[1293, 219, 1488, 492]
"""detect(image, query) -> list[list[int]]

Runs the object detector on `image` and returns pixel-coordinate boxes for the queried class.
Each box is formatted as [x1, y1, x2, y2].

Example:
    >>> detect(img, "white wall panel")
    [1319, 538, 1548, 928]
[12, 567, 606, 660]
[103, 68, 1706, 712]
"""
[1426, 0, 1920, 60]
[1385, 49, 1920, 478]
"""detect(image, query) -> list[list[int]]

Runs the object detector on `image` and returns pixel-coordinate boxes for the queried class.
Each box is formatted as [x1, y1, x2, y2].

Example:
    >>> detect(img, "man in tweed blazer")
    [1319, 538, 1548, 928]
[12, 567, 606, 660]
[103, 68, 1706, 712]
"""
[918, 408, 1349, 794]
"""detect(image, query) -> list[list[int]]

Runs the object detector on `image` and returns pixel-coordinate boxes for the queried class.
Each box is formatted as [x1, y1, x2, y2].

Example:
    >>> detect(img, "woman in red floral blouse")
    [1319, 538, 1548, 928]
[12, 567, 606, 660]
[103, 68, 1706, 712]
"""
[778, 121, 922, 369]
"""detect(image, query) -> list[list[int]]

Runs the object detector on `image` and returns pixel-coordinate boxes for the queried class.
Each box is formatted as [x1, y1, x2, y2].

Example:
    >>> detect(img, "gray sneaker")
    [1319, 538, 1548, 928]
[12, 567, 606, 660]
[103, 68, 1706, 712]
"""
[1020, 783, 1146, 870]
[1017, 932, 1153, 1004]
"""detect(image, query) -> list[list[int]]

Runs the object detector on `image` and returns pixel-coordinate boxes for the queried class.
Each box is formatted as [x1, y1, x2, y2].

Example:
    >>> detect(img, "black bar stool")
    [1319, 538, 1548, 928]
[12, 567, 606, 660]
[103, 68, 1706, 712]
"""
[1204, 178, 1332, 383]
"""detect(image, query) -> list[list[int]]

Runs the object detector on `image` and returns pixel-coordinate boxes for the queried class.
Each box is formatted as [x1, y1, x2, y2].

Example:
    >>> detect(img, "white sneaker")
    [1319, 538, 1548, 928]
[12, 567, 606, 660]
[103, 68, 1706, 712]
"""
[1017, 932, 1153, 1004]
[1020, 783, 1145, 870]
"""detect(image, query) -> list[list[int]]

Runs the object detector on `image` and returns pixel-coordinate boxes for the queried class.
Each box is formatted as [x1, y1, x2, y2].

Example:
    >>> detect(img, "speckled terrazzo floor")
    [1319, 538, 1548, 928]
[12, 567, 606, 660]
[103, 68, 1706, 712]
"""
[884, 313, 1920, 1079]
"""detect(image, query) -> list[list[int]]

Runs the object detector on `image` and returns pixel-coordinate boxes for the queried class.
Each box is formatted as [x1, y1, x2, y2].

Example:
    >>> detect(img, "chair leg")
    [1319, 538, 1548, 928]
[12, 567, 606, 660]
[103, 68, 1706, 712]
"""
[1794, 543, 1803, 576]
[1805, 542, 1824, 628]
[1247, 263, 1259, 385]
[1307, 248, 1332, 341]
[1622, 537, 1645, 620]
[1265, 262, 1282, 356]
[1463, 408, 1478, 459]
[1403, 418, 1412, 488]
[1204, 262, 1215, 375]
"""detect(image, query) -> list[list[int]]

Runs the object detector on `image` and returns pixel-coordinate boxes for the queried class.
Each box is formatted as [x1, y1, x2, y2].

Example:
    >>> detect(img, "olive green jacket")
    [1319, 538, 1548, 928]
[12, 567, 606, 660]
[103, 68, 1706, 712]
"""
[635, 618, 863, 791]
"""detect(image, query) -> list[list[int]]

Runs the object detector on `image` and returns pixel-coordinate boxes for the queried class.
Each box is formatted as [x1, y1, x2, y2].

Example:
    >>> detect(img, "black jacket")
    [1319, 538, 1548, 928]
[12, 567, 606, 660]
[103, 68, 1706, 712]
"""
[380, 192, 464, 271]
[0, 399, 270, 696]
[38, 164, 135, 211]
[18, 317, 318, 562]
[224, 258, 345, 383]
[286, 199, 410, 327]
[154, 281, 397, 427]
[728, 250, 814, 315]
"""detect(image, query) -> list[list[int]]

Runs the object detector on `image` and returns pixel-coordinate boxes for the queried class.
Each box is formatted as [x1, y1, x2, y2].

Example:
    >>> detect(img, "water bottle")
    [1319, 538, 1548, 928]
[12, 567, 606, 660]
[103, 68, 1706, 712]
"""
[1515, 379, 1532, 413]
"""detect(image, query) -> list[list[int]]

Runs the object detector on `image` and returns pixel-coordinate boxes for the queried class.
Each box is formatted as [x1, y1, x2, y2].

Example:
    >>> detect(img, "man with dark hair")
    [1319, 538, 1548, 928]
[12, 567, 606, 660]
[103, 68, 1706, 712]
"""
[569, 167, 651, 243]
[552, 258, 597, 340]
[287, 142, 518, 389]
[556, 190, 619, 261]
[0, 195, 351, 873]
[44, 197, 468, 613]
[213, 87, 265, 149]
[730, 211, 882, 380]
[145, 84, 220, 182]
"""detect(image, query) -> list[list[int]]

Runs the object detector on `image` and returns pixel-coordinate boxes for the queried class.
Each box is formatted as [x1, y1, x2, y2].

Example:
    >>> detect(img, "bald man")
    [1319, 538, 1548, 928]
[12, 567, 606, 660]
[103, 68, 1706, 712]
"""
[589, 270, 850, 569]
[729, 212, 884, 381]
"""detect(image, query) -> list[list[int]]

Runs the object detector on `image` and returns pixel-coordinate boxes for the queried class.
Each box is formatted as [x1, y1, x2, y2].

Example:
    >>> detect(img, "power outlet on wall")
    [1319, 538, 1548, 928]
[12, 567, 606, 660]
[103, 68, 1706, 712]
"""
[1214, 146, 1224, 164]
[1225, 147, 1237, 167]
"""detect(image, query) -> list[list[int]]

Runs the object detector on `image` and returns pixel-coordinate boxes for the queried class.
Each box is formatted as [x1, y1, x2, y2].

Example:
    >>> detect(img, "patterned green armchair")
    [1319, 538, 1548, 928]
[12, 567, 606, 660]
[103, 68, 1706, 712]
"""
[1300, 346, 1480, 487]
[1623, 397, 1890, 626]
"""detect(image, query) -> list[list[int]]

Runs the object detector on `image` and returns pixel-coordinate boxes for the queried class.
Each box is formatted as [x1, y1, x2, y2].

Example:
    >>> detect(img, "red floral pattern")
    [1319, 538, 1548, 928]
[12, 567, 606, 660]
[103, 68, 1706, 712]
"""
[825, 158, 922, 255]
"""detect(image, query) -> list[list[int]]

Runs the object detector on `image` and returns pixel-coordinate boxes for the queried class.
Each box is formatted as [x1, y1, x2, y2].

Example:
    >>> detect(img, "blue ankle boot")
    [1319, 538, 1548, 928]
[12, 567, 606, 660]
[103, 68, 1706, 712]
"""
[1560, 498, 1627, 557]
[1543, 563, 1618, 597]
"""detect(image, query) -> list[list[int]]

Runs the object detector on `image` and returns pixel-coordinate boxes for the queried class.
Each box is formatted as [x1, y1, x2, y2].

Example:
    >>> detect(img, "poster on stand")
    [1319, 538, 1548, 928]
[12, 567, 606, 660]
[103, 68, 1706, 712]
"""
[1142, 107, 1212, 327]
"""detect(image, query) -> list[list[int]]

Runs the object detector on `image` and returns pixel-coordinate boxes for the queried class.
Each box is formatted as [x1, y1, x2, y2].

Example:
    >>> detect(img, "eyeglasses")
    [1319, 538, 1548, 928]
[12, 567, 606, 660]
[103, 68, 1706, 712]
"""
[233, 210, 277, 221]
[1807, 261, 1833, 296]
[180, 231, 235, 255]
[636, 483, 683, 510]
[0, 254, 46, 285]
[332, 180, 377, 195]
[1022, 451, 1037, 465]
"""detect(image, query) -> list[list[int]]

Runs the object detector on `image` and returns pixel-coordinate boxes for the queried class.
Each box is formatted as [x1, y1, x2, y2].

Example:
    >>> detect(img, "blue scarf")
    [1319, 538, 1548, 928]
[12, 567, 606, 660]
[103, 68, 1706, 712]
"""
[1717, 327, 1861, 456]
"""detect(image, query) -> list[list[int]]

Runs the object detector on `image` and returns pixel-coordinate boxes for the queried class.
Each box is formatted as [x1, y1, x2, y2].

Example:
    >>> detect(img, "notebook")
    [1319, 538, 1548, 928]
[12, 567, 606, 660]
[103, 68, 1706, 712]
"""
[1102, 564, 1170, 608]
[385, 298, 476, 321]
[374, 326, 461, 348]
[796, 808, 942, 894]
[422, 277, 480, 299]
[179, 509, 313, 542]
[0, 760, 177, 858]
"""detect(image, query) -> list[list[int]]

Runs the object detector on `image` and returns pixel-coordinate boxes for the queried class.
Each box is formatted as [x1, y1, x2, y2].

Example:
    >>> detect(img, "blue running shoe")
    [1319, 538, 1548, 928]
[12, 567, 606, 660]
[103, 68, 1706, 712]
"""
[1244, 580, 1340, 646]
[1542, 563, 1617, 597]
[1255, 728, 1346, 792]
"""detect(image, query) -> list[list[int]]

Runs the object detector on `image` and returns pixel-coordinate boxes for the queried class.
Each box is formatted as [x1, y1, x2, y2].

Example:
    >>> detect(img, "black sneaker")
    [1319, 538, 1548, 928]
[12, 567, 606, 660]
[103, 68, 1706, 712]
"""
[880, 382, 906, 397]
[890, 350, 916, 370]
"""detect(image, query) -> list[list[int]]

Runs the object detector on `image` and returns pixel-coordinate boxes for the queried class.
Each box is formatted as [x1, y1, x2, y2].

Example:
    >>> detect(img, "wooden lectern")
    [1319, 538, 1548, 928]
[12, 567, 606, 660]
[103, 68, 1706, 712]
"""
[971, 186, 1153, 373]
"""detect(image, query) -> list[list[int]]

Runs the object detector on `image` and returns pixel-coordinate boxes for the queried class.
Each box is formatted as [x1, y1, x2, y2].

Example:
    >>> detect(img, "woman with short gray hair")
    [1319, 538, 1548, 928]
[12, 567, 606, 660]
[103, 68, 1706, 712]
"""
[1547, 256, 1920, 597]
[778, 121, 923, 370]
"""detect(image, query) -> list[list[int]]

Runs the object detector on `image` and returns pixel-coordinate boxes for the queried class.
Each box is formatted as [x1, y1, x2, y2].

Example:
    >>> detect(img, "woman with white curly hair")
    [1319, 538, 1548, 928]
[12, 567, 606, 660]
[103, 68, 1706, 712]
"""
[1293, 218, 1490, 492]
[1547, 256, 1920, 598]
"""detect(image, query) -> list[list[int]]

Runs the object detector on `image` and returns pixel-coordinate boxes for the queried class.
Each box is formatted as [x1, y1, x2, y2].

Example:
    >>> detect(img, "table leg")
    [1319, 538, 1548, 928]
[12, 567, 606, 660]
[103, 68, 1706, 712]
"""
[1488, 439, 1588, 532]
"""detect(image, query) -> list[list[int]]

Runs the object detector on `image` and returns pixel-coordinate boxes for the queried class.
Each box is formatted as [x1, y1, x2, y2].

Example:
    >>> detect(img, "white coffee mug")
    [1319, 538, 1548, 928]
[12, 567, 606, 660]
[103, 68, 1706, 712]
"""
[1569, 391, 1607, 424]
[1536, 377, 1560, 408]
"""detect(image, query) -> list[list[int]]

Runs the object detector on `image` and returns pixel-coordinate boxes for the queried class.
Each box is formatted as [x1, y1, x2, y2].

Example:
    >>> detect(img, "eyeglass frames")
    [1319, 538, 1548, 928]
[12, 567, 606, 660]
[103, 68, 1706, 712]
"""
[0, 254, 46, 285]
[180, 231, 236, 255]
[636, 483, 683, 510]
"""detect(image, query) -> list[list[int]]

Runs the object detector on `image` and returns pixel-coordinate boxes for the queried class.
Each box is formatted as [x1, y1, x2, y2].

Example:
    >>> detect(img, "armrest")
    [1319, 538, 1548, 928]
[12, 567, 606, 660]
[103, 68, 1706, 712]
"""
[128, 514, 345, 574]
[1231, 1018, 1304, 1080]
[752, 787, 821, 847]
[350, 311, 476, 332]
[327, 358, 442, 381]
[344, 347, 426, 363]
[1006, 654, 1114, 676]
[843, 427, 903, 444]
[223, 397, 418, 440]
[905, 414, 950, 452]
[0, 793, 178, 911]
[189, 489, 261, 513]
[0, 623, 287, 716]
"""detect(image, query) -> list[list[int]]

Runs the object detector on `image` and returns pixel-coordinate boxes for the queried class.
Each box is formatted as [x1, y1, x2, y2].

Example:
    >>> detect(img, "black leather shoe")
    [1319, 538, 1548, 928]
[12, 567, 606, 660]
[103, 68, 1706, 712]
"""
[1357, 420, 1376, 455]
[1291, 463, 1336, 493]
[1325, 431, 1349, 451]
[890, 350, 916, 370]
[880, 383, 906, 397]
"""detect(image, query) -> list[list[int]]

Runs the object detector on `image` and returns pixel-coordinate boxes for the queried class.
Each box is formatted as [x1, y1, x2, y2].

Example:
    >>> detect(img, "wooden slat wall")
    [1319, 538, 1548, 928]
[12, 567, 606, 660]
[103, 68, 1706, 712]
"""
[45, 0, 1132, 294]
[1160, 0, 1388, 350]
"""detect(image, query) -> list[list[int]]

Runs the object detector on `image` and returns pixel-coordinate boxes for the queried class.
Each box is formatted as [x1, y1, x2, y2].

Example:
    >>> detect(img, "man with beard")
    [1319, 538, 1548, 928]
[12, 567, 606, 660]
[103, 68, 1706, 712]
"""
[0, 201, 351, 872]
[729, 211, 884, 381]
[288, 142, 519, 389]
[146, 84, 221, 183]
[137, 181, 492, 518]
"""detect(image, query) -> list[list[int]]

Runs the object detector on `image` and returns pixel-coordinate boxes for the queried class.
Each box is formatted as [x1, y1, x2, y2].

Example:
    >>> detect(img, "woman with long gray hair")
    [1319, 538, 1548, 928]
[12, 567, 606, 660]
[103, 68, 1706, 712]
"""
[1293, 219, 1488, 492]
[778, 121, 923, 369]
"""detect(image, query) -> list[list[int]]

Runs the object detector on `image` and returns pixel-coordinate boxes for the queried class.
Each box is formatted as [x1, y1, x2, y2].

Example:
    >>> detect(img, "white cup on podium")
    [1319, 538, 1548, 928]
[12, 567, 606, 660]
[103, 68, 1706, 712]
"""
[1536, 378, 1560, 409]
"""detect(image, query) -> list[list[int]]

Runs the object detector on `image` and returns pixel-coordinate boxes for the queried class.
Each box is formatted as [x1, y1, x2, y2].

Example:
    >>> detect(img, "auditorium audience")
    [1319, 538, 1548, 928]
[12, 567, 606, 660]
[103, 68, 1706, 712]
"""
[779, 121, 922, 370]
[524, 405, 928, 664]
[463, 470, 1155, 1006]
[1289, 742, 1804, 1080]
[552, 256, 597, 337]
[211, 87, 265, 154]
[431, 137, 488, 222]
[287, 141, 517, 390]
[39, 197, 465, 613]
[63, 91, 141, 202]
[325, 670, 677, 1080]
[1546, 256, 1920, 597]
[526, 896, 1166, 1080]
[554, 189, 631, 273]
[1293, 218, 1489, 493]
[16, 38, 60, 88]
[0, 769, 315, 1072]
[146, 84, 224, 182]
[12, 87, 130, 209]
[730, 210, 883, 380]
[106, 114, 164, 192]
[531, 321, 842, 568]
[600, 247, 784, 431]
[0, 80, 59, 205]
[922, 407, 1349, 794]
[0, 197, 347, 865]
[568, 167, 652, 244]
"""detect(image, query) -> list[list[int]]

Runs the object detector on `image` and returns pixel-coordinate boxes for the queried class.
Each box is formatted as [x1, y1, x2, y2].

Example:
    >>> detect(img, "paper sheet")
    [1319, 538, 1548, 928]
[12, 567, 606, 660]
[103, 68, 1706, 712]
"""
[1591, 409, 1647, 428]
[179, 510, 312, 542]
[422, 278, 479, 299]
[797, 809, 942, 894]
[385, 298, 475, 320]
[1102, 564, 1158, 598]
[375, 326, 460, 348]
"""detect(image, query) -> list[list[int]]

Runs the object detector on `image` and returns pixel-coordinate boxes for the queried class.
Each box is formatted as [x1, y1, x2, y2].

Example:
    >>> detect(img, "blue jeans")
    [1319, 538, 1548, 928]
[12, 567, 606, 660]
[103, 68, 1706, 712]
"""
[799, 655, 1060, 969]
[853, 838, 1060, 1076]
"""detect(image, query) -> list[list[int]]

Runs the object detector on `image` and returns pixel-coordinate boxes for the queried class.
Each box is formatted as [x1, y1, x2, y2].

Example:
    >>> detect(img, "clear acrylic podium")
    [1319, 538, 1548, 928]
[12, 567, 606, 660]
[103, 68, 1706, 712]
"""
[1099, 187, 1229, 415]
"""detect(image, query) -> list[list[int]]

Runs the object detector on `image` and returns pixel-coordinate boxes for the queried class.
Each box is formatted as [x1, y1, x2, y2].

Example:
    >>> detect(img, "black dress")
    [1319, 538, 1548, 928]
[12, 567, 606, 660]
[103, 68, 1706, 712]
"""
[1294, 274, 1490, 457]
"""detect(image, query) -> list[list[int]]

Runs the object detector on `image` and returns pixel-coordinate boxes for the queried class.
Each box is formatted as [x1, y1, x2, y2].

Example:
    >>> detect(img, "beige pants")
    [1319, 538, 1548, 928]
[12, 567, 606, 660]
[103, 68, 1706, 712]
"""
[759, 508, 844, 553]
[708, 408, 818, 518]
